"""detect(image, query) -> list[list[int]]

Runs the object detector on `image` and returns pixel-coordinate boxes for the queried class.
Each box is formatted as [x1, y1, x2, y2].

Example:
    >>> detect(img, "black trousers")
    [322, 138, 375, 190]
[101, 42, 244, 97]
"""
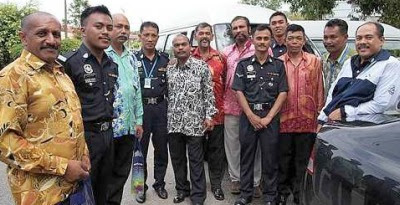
[239, 111, 280, 203]
[204, 124, 226, 190]
[84, 126, 114, 205]
[169, 133, 206, 204]
[107, 134, 135, 205]
[278, 132, 316, 201]
[142, 100, 169, 190]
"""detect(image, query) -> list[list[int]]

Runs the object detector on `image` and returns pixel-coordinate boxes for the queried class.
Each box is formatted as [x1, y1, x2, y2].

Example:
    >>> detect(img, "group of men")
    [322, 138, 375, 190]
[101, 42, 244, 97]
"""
[0, 3, 399, 205]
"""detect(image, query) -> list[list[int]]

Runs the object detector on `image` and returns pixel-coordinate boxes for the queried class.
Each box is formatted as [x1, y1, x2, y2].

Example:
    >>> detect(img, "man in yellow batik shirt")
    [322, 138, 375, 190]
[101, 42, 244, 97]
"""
[0, 12, 90, 205]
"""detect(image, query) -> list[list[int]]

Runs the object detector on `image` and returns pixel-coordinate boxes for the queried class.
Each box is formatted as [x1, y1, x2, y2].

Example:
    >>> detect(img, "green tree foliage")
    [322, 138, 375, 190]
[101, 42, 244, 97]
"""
[285, 0, 337, 20]
[67, 0, 89, 27]
[60, 38, 81, 54]
[348, 0, 400, 28]
[0, 3, 37, 68]
[239, 0, 282, 10]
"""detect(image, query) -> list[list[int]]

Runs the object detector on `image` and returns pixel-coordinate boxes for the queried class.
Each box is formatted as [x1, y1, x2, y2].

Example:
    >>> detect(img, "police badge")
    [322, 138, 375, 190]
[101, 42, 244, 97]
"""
[83, 64, 93, 74]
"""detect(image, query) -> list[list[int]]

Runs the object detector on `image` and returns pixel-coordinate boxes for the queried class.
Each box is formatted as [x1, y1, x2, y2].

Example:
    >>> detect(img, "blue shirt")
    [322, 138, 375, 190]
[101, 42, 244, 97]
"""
[106, 46, 143, 137]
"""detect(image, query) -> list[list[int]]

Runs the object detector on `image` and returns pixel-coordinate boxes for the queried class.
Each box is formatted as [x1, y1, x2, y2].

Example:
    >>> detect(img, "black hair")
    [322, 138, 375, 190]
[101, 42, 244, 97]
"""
[269, 11, 288, 23]
[357, 21, 384, 37]
[285, 24, 305, 36]
[231, 16, 250, 27]
[140, 21, 159, 34]
[325, 19, 348, 35]
[252, 24, 273, 36]
[80, 5, 112, 27]
[195, 22, 213, 33]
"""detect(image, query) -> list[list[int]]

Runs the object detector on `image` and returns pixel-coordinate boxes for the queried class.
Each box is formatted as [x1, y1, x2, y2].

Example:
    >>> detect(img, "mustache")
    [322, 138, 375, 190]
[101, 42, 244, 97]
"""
[233, 32, 247, 39]
[358, 44, 369, 49]
[118, 35, 129, 39]
[40, 45, 59, 50]
[200, 38, 210, 43]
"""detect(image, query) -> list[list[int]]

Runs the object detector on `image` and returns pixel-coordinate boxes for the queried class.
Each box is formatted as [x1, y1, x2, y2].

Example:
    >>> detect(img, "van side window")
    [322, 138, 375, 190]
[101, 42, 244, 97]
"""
[165, 32, 188, 57]
[156, 34, 167, 51]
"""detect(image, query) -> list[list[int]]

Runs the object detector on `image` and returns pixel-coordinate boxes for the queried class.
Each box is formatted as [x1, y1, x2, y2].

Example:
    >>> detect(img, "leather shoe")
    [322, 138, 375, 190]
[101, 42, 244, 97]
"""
[135, 191, 146, 203]
[173, 192, 189, 203]
[212, 188, 225, 200]
[155, 187, 168, 199]
[278, 195, 287, 205]
[234, 197, 251, 205]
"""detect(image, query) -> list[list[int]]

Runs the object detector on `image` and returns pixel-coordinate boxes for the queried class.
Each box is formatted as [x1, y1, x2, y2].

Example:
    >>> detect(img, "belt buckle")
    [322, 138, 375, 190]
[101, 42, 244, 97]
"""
[100, 122, 109, 131]
[148, 97, 157, 104]
[254, 104, 263, 111]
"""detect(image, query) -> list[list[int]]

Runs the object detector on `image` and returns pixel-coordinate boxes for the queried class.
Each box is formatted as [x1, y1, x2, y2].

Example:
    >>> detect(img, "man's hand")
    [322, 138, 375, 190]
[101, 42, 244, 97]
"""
[260, 115, 272, 128]
[328, 109, 342, 121]
[81, 155, 91, 172]
[203, 119, 214, 131]
[64, 160, 90, 183]
[168, 58, 177, 66]
[316, 124, 323, 133]
[247, 112, 263, 130]
[135, 125, 143, 139]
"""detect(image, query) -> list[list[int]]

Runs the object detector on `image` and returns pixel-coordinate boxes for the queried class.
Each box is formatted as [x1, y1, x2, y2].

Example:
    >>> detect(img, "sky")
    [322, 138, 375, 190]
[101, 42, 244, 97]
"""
[3, 0, 252, 31]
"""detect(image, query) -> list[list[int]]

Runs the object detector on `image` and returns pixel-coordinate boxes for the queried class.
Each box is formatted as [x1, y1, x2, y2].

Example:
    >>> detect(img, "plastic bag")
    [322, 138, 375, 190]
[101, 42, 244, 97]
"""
[69, 178, 95, 205]
[131, 138, 145, 194]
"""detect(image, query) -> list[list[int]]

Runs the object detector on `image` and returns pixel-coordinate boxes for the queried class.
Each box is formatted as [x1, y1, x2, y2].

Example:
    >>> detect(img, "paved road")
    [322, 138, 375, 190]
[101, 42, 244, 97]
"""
[0, 143, 293, 205]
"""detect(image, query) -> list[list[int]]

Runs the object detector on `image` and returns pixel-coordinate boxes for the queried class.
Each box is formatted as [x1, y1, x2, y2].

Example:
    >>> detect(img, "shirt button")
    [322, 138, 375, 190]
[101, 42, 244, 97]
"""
[103, 82, 106, 85]
[261, 67, 263, 69]
[260, 77, 263, 80]
[106, 97, 109, 101]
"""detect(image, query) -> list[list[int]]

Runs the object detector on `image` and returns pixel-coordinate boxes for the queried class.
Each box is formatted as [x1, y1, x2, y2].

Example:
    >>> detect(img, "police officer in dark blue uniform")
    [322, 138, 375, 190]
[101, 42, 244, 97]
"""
[63, 6, 117, 205]
[134, 21, 170, 203]
[232, 24, 288, 205]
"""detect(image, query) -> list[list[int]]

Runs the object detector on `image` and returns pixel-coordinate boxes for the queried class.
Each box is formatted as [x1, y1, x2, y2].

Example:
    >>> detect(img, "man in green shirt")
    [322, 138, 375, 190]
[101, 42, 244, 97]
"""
[323, 19, 356, 97]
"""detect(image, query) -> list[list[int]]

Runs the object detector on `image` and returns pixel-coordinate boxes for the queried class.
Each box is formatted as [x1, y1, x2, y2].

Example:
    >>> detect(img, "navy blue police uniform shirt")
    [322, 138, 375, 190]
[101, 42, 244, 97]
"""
[63, 44, 118, 123]
[232, 55, 288, 104]
[134, 50, 169, 98]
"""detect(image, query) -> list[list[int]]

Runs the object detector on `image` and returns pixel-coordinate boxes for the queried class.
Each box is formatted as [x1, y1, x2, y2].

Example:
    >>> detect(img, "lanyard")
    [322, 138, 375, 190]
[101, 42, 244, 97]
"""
[142, 57, 158, 78]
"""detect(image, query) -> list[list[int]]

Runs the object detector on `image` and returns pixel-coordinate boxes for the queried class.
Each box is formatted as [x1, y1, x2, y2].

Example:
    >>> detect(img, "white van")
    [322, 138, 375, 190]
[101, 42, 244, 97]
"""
[156, 3, 320, 57]
[293, 20, 400, 58]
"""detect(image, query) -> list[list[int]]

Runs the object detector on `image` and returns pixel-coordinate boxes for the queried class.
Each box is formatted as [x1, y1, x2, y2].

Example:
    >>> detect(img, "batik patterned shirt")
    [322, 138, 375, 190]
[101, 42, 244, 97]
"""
[323, 45, 356, 97]
[106, 46, 143, 137]
[192, 47, 226, 125]
[167, 57, 217, 136]
[0, 50, 88, 205]
[280, 52, 325, 133]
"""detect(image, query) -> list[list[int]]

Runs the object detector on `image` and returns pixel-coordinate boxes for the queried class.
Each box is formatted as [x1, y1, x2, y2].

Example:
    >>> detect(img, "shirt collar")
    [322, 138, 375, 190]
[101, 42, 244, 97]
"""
[233, 40, 252, 52]
[105, 45, 130, 57]
[138, 49, 160, 61]
[250, 54, 272, 65]
[352, 49, 391, 68]
[80, 43, 112, 65]
[325, 44, 349, 63]
[192, 47, 219, 60]
[20, 49, 63, 72]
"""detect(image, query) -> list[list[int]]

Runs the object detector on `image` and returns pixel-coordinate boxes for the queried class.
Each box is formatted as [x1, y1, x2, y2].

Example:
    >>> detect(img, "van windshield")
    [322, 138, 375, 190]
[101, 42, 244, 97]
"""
[312, 40, 400, 59]
[214, 23, 319, 56]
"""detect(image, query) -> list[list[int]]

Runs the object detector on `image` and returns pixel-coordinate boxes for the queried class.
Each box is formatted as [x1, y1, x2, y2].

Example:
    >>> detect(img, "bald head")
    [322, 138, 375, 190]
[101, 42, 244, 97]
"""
[172, 34, 191, 61]
[110, 13, 130, 45]
[19, 11, 61, 65]
[21, 12, 59, 32]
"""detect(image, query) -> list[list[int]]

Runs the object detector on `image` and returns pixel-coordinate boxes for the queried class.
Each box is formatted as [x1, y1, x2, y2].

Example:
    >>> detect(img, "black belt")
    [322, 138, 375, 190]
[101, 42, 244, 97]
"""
[143, 96, 165, 105]
[249, 103, 272, 111]
[85, 121, 111, 132]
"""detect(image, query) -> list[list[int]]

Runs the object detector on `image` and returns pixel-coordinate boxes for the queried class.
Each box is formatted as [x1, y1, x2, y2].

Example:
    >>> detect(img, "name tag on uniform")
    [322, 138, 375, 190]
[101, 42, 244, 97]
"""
[144, 78, 151, 89]
[247, 71, 256, 79]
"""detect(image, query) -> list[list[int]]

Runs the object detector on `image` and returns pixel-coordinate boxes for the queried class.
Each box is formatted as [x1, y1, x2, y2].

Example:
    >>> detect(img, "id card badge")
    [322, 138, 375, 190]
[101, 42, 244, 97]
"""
[144, 78, 151, 89]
